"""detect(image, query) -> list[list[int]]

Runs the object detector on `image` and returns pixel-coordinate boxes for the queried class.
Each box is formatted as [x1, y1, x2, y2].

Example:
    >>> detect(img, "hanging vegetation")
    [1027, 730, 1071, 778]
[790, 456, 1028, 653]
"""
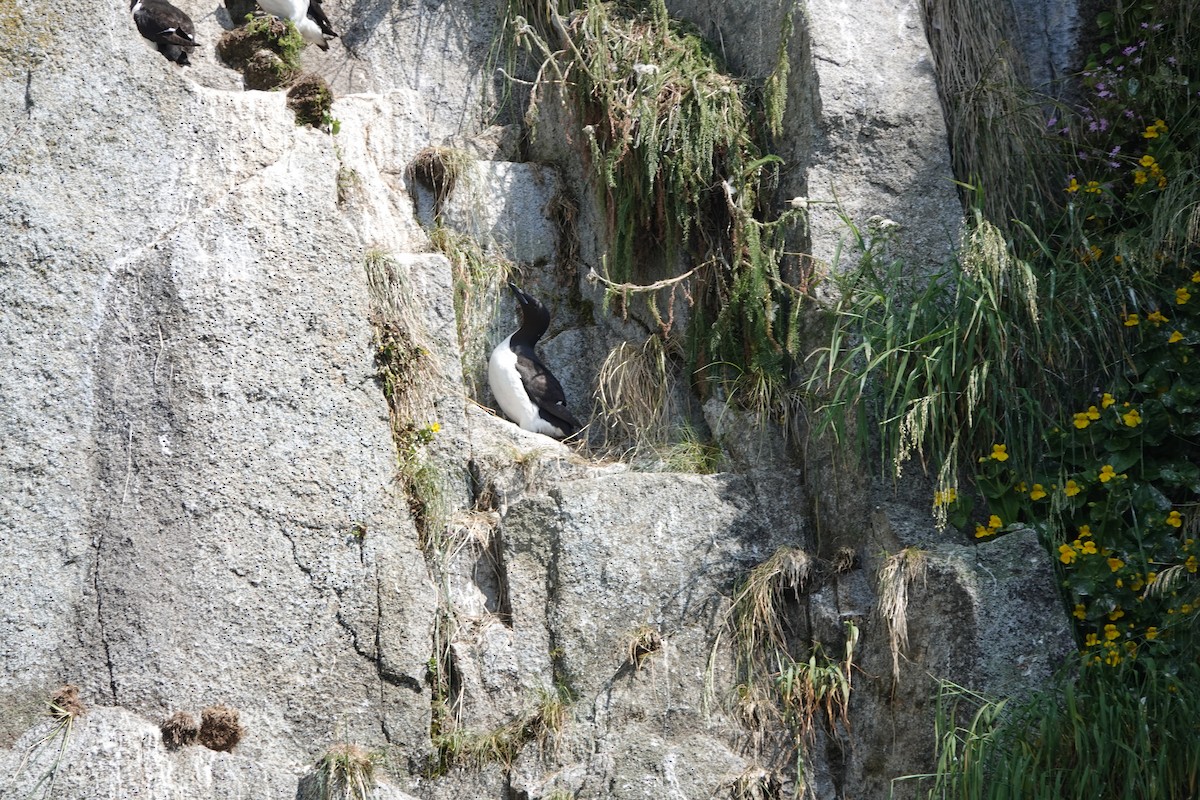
[506, 0, 807, 417]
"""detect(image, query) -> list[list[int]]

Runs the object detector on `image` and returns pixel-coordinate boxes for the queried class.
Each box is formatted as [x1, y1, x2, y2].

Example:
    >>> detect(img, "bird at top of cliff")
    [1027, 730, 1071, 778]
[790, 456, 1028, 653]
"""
[131, 0, 198, 66]
[488, 283, 582, 440]
[255, 0, 337, 50]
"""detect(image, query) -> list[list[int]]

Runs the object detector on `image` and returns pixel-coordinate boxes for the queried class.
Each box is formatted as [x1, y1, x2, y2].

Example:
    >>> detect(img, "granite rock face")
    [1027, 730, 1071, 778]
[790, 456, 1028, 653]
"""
[1, 0, 1078, 797]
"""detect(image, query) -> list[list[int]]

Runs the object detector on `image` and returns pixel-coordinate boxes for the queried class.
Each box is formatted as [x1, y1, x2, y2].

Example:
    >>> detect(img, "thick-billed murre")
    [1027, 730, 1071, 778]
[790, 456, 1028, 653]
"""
[131, 0, 198, 65]
[488, 283, 582, 439]
[255, 0, 337, 50]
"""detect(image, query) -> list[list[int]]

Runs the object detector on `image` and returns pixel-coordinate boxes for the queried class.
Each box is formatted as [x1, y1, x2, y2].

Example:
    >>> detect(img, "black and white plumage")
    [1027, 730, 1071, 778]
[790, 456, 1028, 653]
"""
[256, 0, 337, 50]
[131, 0, 198, 66]
[488, 283, 582, 439]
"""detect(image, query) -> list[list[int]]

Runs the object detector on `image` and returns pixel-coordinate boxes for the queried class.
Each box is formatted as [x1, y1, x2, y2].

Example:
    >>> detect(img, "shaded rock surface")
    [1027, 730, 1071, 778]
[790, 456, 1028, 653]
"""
[1, 0, 1079, 798]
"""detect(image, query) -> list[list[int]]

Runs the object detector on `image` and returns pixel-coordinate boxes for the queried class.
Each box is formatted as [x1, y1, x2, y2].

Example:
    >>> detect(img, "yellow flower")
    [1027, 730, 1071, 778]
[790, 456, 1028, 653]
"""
[1107, 556, 1125, 572]
[1147, 571, 1158, 585]
[1066, 177, 1080, 193]
[1124, 313, 1140, 326]
[974, 524, 993, 539]
[1147, 310, 1168, 325]
[1170, 330, 1184, 343]
[1073, 604, 1086, 620]
[1030, 484, 1047, 501]
[1167, 510, 1183, 528]
[1085, 633, 1099, 647]
[1058, 543, 1077, 564]
[1084, 180, 1102, 194]
[1145, 627, 1158, 641]
[1192, 270, 1200, 284]
[1089, 245, 1102, 262]
[990, 443, 1009, 462]
[1099, 464, 1117, 483]
[1187, 555, 1198, 574]
[933, 488, 958, 507]
[1140, 154, 1157, 167]
[1104, 623, 1120, 641]
[1073, 412, 1090, 429]
[429, 422, 442, 433]
[1101, 393, 1116, 409]
[1078, 524, 1092, 538]
[1108, 607, 1125, 621]
[1134, 170, 1149, 185]
[1176, 287, 1191, 305]
[1086, 406, 1100, 420]
[1122, 408, 1142, 427]
[1015, 481, 1028, 493]
[988, 515, 1003, 530]
[1158, 174, 1168, 189]
[1105, 649, 1122, 666]
[1081, 540, 1098, 555]
[1065, 480, 1081, 497]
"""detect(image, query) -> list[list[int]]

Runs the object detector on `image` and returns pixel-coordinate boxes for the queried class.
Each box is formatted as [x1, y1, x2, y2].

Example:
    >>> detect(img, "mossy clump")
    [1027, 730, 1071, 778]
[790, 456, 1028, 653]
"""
[217, 16, 303, 77]
[198, 704, 245, 752]
[286, 74, 335, 129]
[242, 49, 297, 91]
[161, 711, 200, 749]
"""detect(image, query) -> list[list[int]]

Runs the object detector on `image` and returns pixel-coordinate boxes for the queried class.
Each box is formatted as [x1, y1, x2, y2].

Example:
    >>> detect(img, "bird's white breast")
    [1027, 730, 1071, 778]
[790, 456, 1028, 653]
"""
[256, 0, 306, 21]
[488, 336, 564, 437]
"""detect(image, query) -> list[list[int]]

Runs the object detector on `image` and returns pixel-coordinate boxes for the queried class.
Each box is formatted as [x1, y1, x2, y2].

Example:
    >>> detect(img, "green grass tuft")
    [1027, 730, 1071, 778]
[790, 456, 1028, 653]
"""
[903, 660, 1200, 800]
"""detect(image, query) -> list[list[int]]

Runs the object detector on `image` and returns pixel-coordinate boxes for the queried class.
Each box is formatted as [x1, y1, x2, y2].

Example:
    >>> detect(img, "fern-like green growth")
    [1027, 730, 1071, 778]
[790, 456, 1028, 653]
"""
[507, 0, 806, 414]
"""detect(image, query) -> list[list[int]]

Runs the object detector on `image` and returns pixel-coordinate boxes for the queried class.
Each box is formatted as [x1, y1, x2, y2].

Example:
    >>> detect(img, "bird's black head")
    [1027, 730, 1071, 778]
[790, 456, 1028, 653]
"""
[508, 282, 550, 343]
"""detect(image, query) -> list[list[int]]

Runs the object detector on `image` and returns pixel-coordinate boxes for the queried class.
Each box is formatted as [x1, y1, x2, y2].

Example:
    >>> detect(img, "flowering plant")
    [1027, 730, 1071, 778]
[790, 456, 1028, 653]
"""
[972, 262, 1200, 666]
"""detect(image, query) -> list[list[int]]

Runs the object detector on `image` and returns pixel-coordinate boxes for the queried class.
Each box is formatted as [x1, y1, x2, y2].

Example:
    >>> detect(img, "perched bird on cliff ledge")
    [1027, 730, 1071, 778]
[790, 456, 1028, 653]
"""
[488, 283, 582, 440]
[255, 0, 338, 50]
[131, 0, 198, 65]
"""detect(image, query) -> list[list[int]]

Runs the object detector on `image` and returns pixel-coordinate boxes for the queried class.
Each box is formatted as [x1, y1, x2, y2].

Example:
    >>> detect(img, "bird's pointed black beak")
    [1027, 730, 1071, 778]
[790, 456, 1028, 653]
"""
[508, 282, 532, 306]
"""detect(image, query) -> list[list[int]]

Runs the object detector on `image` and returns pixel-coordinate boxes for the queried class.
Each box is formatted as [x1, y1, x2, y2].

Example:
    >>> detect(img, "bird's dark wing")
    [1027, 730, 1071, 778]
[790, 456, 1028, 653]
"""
[307, 0, 338, 37]
[134, 3, 196, 48]
[514, 349, 582, 436]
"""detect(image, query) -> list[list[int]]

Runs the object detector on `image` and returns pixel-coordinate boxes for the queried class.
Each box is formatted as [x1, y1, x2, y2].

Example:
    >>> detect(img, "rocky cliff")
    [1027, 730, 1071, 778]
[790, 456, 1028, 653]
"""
[1, 0, 1076, 797]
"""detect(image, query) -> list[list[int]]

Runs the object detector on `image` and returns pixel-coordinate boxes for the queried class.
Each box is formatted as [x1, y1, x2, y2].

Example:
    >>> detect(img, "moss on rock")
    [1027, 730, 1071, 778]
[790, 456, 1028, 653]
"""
[216, 16, 303, 76]
[286, 74, 334, 129]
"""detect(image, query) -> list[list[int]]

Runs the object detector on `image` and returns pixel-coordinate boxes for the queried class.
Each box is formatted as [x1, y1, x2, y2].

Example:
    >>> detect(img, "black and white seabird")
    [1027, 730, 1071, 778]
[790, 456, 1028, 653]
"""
[131, 0, 198, 65]
[256, 0, 337, 50]
[488, 283, 582, 439]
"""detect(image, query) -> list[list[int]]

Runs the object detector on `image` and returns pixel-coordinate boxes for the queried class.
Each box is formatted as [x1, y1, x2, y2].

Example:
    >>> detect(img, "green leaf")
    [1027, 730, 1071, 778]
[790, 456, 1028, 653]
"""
[1131, 482, 1171, 512]
[1104, 449, 1142, 473]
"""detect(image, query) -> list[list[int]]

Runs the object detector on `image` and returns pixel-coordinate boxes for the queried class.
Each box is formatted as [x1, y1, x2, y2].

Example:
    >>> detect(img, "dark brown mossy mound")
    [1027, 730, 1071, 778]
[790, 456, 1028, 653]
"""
[286, 74, 334, 129]
[217, 16, 304, 90]
[242, 50, 297, 91]
[50, 684, 85, 720]
[198, 704, 245, 752]
[161, 711, 200, 749]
